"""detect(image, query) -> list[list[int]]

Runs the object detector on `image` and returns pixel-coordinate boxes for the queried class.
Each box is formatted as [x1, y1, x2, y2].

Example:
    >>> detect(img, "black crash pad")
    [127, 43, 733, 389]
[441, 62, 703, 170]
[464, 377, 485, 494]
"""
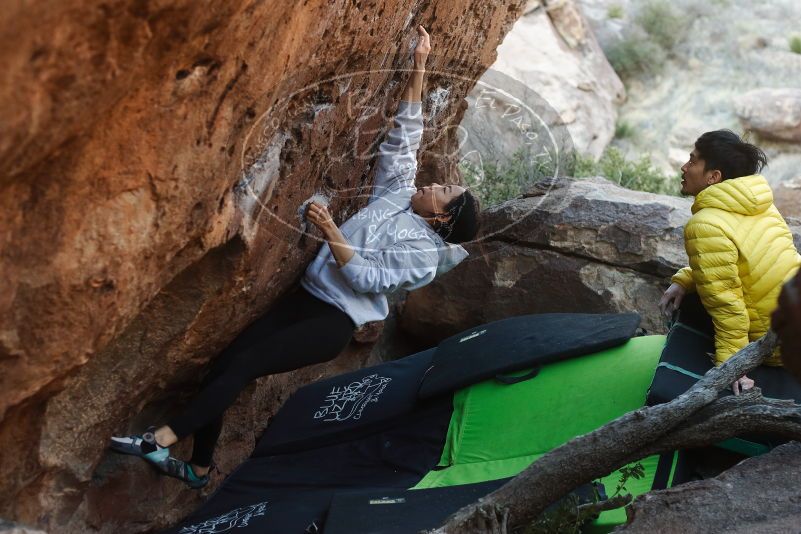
[324, 479, 604, 534]
[418, 313, 641, 399]
[255, 348, 435, 456]
[164, 395, 452, 534]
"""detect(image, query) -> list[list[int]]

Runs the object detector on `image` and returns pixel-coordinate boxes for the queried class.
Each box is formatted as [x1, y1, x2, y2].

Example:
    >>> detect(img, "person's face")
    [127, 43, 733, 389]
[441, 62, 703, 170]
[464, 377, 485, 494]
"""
[411, 183, 466, 219]
[680, 148, 722, 196]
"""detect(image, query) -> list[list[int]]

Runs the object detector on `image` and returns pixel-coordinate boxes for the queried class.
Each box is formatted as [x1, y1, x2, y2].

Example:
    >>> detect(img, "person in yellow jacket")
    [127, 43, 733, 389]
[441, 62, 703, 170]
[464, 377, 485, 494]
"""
[658, 130, 801, 394]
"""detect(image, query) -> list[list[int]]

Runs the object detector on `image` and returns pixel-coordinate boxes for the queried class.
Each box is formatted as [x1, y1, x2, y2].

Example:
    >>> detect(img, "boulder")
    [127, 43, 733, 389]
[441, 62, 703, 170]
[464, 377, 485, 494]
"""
[479, 0, 625, 158]
[575, 0, 633, 51]
[0, 1, 528, 531]
[734, 88, 801, 143]
[399, 177, 801, 346]
[789, 217, 801, 248]
[775, 177, 801, 218]
[619, 441, 801, 533]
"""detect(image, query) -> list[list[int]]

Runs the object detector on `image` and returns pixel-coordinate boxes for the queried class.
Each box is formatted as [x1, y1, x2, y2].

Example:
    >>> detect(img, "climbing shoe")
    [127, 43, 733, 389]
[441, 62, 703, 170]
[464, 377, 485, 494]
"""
[160, 457, 211, 490]
[109, 426, 170, 468]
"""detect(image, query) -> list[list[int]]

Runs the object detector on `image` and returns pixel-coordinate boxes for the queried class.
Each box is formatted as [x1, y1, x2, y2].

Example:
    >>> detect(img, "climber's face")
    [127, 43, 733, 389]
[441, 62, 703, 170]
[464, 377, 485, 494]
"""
[411, 183, 466, 219]
[680, 148, 721, 196]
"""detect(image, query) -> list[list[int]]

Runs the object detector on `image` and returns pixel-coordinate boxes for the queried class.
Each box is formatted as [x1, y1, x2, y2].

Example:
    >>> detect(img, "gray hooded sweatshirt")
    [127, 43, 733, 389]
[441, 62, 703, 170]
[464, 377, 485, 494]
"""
[301, 100, 469, 327]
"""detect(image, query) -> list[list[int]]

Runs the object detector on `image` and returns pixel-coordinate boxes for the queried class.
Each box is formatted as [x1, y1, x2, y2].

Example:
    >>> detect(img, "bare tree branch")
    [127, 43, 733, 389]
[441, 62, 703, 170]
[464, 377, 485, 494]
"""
[427, 332, 779, 534]
[633, 392, 801, 458]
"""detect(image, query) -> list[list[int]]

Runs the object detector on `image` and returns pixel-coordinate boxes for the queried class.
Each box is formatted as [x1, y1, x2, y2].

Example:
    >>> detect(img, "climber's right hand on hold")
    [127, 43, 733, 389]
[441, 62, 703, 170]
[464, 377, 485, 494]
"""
[659, 282, 686, 318]
[413, 25, 431, 68]
[306, 202, 336, 237]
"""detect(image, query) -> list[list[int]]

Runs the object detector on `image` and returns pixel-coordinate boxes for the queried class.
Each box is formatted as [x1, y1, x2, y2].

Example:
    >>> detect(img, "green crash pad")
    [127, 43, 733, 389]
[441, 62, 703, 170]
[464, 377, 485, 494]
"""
[413, 335, 668, 528]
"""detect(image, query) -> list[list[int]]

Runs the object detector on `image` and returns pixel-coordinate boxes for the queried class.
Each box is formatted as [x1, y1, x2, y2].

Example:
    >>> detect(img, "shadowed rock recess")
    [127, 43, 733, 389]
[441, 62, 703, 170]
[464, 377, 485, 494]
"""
[0, 1, 529, 531]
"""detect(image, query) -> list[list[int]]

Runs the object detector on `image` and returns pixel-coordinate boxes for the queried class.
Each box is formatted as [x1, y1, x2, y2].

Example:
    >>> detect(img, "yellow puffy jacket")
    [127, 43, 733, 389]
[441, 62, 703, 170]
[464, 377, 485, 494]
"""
[672, 174, 801, 365]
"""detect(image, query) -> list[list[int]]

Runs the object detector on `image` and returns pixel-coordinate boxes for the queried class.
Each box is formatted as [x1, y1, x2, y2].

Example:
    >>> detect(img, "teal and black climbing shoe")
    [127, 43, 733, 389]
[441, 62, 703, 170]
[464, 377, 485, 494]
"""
[109, 426, 170, 468]
[109, 428, 210, 489]
[161, 458, 211, 490]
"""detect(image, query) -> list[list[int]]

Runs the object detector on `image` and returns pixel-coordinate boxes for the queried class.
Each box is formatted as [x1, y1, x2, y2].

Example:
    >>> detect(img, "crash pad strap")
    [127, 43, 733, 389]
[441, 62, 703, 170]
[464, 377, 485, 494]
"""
[657, 362, 705, 380]
[494, 367, 541, 385]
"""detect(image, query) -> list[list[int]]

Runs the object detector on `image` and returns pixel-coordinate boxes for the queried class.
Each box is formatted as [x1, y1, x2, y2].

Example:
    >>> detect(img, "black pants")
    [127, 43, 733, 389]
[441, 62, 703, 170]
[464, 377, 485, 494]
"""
[167, 285, 355, 467]
[668, 293, 749, 487]
[676, 292, 715, 337]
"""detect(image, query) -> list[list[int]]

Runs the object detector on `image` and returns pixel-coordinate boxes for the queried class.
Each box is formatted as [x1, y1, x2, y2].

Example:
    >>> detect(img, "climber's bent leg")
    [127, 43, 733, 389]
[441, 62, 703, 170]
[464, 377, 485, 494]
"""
[183, 355, 225, 470]
[167, 285, 322, 464]
[166, 287, 355, 451]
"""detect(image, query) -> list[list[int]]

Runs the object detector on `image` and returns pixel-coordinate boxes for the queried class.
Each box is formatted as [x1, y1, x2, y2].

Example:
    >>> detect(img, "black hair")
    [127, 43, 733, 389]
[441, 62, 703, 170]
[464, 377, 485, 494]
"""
[695, 129, 768, 181]
[434, 189, 481, 244]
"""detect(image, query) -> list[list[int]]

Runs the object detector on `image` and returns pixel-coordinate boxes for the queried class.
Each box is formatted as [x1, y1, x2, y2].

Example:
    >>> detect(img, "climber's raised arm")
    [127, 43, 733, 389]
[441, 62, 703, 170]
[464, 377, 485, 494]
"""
[370, 25, 430, 202]
[402, 25, 429, 103]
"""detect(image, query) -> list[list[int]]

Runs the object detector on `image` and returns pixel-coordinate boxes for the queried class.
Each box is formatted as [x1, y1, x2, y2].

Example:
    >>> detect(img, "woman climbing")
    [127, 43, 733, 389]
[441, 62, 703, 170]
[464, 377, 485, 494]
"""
[109, 25, 481, 488]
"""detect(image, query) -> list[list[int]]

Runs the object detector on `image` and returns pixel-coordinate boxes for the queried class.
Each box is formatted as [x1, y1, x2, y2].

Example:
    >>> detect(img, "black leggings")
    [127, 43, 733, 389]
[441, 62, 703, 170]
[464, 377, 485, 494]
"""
[676, 292, 715, 336]
[167, 285, 355, 467]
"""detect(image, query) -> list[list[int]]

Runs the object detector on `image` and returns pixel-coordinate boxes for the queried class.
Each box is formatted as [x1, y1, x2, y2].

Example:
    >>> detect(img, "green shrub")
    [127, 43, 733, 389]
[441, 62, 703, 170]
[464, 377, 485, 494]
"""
[573, 147, 681, 196]
[614, 120, 636, 140]
[790, 35, 801, 55]
[459, 147, 557, 207]
[605, 0, 687, 80]
[635, 0, 686, 52]
[606, 35, 667, 79]
[460, 146, 681, 206]
[607, 4, 624, 19]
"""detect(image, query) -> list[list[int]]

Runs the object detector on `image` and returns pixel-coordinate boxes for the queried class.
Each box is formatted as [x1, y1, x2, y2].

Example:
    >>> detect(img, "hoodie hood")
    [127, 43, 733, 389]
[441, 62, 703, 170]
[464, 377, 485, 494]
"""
[692, 174, 773, 216]
[434, 239, 469, 276]
[407, 209, 470, 276]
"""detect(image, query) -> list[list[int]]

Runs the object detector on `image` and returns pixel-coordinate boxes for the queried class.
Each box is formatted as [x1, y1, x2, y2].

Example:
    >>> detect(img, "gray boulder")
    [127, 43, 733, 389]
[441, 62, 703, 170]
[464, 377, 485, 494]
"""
[618, 441, 801, 533]
[477, 0, 625, 159]
[735, 88, 801, 143]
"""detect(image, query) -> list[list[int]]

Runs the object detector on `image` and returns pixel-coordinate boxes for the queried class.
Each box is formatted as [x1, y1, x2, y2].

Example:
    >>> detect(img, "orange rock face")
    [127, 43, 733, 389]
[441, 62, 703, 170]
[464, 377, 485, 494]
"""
[0, 1, 526, 531]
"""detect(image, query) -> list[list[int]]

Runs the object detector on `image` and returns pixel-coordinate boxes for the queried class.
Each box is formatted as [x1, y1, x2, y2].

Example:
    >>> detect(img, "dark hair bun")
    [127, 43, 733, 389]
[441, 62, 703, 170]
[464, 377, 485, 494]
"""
[695, 130, 768, 181]
[437, 190, 481, 244]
